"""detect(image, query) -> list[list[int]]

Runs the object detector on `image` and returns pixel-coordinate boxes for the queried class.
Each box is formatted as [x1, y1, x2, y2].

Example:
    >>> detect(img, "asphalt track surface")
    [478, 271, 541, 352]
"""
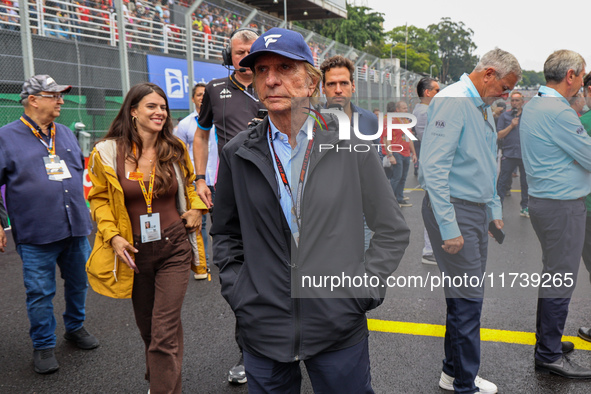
[2, 175, 591, 393]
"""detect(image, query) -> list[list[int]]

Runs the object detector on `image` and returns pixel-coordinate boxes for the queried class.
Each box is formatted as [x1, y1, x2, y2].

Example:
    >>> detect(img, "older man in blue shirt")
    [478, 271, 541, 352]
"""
[520, 50, 591, 379]
[0, 75, 97, 374]
[420, 48, 521, 394]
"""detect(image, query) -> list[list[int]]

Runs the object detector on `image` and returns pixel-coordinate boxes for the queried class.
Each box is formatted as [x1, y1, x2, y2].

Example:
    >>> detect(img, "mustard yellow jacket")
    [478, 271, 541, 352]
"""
[86, 139, 207, 299]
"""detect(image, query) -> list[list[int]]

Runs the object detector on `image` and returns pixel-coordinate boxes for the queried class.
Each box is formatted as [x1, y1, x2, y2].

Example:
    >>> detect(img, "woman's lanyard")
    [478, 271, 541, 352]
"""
[20, 116, 56, 155]
[229, 74, 259, 102]
[267, 122, 318, 233]
[131, 145, 156, 215]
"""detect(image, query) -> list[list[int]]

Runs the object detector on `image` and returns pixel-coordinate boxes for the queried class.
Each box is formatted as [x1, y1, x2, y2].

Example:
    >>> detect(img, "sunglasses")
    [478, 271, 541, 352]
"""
[34, 93, 65, 100]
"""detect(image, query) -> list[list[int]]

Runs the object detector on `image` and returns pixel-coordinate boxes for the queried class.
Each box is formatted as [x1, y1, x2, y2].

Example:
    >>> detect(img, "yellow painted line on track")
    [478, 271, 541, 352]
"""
[404, 188, 522, 193]
[368, 319, 591, 351]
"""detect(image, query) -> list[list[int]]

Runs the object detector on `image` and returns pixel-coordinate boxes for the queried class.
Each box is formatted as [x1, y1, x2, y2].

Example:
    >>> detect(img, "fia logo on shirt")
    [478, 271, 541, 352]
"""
[435, 120, 446, 128]
[220, 88, 232, 99]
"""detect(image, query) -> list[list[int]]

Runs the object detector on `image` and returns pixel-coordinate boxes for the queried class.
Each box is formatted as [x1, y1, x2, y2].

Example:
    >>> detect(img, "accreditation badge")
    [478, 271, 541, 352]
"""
[43, 155, 69, 181]
[140, 213, 161, 243]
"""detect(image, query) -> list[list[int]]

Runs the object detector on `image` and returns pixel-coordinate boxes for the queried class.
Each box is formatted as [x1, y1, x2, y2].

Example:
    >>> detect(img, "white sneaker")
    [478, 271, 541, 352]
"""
[421, 254, 437, 265]
[439, 371, 497, 394]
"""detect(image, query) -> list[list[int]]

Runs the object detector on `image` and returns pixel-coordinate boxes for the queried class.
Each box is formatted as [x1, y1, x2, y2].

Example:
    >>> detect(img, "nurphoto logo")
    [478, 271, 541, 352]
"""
[304, 107, 417, 153]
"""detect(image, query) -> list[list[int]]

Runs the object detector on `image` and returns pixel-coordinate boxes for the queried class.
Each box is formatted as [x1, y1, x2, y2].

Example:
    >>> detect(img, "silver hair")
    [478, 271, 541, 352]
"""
[544, 50, 586, 83]
[230, 30, 258, 51]
[21, 98, 29, 107]
[474, 48, 522, 82]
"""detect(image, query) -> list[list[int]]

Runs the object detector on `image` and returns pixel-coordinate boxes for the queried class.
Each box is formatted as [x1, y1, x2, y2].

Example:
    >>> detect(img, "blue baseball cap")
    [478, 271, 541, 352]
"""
[239, 28, 314, 70]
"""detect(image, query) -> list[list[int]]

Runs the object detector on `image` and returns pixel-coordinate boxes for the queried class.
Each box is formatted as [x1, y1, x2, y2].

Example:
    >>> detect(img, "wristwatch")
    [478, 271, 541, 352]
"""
[195, 175, 206, 181]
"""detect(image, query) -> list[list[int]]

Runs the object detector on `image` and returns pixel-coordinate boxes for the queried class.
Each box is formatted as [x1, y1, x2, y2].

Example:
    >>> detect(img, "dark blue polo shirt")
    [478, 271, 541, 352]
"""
[0, 114, 92, 245]
[497, 110, 522, 159]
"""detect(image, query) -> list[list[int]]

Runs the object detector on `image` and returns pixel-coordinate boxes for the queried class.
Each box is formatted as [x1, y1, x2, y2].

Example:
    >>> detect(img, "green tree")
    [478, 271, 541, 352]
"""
[383, 43, 432, 74]
[428, 17, 478, 83]
[521, 70, 545, 87]
[384, 25, 441, 73]
[297, 4, 384, 51]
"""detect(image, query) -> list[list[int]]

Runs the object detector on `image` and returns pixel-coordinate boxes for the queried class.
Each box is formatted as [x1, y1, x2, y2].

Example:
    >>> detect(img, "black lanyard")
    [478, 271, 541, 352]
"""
[268, 122, 318, 232]
[229, 74, 259, 102]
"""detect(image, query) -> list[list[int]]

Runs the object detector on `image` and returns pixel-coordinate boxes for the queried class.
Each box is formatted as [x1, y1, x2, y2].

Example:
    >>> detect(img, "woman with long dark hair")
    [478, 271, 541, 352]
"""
[86, 82, 207, 393]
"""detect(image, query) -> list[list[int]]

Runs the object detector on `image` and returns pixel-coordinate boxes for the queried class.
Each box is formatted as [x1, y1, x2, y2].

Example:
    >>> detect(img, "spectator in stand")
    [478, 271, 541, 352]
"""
[151, 6, 163, 52]
[56, 11, 70, 39]
[0, 3, 12, 29]
[43, 0, 59, 36]
[28, 0, 39, 34]
[135, 3, 151, 51]
[385, 100, 417, 208]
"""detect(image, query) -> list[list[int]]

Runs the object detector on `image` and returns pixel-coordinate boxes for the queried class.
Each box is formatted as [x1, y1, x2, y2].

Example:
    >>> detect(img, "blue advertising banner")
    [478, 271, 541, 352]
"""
[147, 55, 229, 110]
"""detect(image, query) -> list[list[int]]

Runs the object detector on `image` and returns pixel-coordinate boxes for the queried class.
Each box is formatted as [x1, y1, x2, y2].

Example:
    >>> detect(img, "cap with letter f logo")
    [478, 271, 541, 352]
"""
[264, 34, 282, 48]
[239, 28, 315, 70]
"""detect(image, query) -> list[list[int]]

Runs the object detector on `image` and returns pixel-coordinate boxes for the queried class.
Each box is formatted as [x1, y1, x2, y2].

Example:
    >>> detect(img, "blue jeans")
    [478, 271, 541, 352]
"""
[17, 236, 91, 349]
[390, 153, 410, 203]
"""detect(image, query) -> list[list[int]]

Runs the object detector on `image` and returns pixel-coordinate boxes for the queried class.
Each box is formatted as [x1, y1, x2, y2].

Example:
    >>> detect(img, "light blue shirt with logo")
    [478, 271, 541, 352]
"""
[520, 85, 591, 199]
[419, 73, 502, 241]
[267, 118, 309, 235]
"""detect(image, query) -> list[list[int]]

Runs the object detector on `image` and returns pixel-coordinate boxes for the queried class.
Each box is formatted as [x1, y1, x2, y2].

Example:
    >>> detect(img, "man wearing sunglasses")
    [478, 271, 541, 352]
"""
[0, 75, 97, 374]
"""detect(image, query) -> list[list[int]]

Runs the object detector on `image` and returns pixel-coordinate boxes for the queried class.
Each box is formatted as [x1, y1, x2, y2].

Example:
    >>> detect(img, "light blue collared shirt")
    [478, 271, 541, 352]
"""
[419, 73, 502, 240]
[267, 118, 309, 236]
[520, 85, 591, 199]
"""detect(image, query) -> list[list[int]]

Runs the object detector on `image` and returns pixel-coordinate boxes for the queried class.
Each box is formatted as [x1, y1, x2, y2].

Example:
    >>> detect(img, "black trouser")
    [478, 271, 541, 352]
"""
[529, 196, 585, 363]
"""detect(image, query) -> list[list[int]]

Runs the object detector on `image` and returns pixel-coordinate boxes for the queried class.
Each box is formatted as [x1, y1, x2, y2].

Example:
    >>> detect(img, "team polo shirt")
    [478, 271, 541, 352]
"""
[197, 73, 265, 153]
[0, 114, 92, 245]
[419, 73, 502, 241]
[520, 85, 591, 200]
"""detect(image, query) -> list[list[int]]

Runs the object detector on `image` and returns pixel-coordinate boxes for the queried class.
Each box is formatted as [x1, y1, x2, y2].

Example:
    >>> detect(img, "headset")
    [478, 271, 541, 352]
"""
[221, 27, 259, 68]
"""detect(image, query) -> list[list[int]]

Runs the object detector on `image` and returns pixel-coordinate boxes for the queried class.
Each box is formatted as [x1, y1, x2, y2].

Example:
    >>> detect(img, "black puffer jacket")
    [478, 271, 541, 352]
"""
[212, 116, 410, 362]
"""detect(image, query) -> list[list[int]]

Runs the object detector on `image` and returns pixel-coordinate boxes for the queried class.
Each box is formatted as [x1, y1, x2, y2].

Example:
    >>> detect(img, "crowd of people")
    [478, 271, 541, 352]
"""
[1, 0, 370, 74]
[3, 24, 591, 394]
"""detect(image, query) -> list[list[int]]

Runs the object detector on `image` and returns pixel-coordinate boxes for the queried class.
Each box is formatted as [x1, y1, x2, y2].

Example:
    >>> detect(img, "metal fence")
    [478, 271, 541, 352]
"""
[0, 0, 429, 141]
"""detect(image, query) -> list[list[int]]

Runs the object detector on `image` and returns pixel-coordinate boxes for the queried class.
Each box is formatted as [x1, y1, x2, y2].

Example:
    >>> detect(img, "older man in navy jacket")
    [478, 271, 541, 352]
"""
[212, 28, 409, 393]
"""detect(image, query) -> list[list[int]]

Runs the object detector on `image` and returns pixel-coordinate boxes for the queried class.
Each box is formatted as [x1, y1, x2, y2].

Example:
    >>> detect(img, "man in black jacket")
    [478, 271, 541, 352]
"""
[211, 27, 410, 393]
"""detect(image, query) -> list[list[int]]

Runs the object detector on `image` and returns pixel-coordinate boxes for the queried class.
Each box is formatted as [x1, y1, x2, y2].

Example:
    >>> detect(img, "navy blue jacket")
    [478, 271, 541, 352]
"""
[211, 116, 409, 362]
